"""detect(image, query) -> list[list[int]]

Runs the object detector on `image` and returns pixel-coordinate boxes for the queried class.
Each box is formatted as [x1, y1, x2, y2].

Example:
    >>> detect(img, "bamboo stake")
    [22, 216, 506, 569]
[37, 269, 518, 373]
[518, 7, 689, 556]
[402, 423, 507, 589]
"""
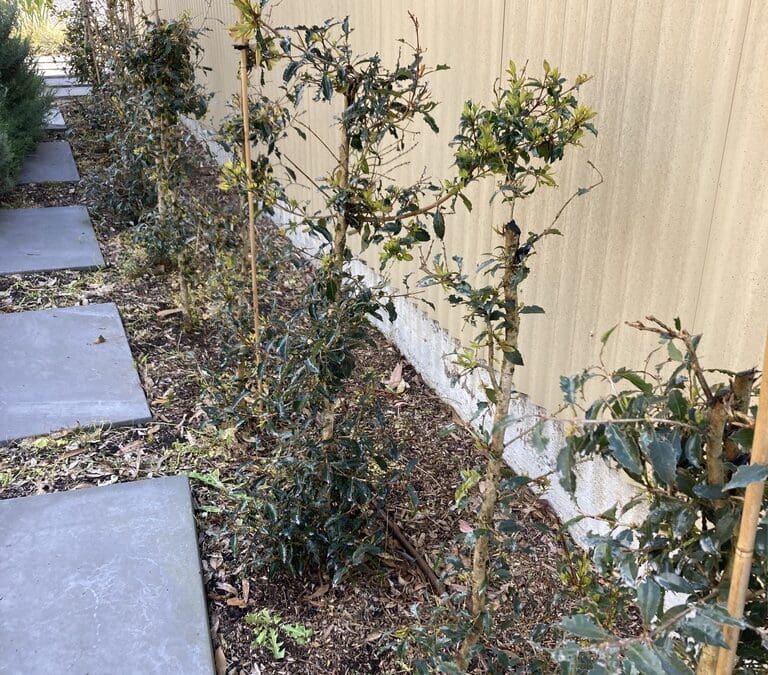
[715, 332, 768, 674]
[238, 37, 261, 352]
[80, 0, 101, 87]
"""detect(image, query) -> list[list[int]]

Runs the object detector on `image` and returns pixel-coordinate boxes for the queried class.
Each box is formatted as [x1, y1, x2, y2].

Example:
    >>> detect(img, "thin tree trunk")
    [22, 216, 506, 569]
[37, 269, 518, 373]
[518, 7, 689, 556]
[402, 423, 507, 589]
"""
[321, 93, 353, 444]
[80, 0, 100, 86]
[706, 399, 728, 488]
[333, 113, 351, 271]
[239, 38, 261, 353]
[697, 393, 731, 673]
[458, 218, 520, 668]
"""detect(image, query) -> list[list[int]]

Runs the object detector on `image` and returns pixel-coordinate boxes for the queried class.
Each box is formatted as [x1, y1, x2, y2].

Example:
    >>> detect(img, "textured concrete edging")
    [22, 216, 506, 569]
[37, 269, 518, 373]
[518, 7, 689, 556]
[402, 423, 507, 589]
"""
[182, 116, 640, 545]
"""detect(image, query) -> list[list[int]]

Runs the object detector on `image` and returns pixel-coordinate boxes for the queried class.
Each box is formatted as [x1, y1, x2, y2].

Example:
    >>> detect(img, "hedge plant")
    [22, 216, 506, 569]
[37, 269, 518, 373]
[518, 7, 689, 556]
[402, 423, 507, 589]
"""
[0, 0, 50, 193]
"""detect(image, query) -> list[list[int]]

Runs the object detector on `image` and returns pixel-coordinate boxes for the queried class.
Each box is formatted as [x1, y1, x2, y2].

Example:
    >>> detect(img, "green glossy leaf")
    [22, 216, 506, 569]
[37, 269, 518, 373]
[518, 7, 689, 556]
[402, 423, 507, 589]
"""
[321, 72, 332, 100]
[729, 427, 753, 450]
[619, 555, 638, 585]
[432, 210, 445, 239]
[656, 572, 696, 594]
[653, 647, 694, 675]
[520, 304, 545, 314]
[672, 506, 696, 539]
[667, 389, 688, 420]
[667, 341, 684, 362]
[692, 484, 724, 500]
[559, 614, 609, 640]
[560, 375, 579, 404]
[637, 578, 662, 626]
[642, 432, 678, 486]
[331, 565, 348, 586]
[684, 434, 703, 469]
[283, 59, 299, 83]
[605, 425, 643, 476]
[624, 643, 664, 674]
[600, 324, 617, 346]
[613, 369, 653, 394]
[723, 464, 768, 491]
[680, 615, 728, 648]
[557, 445, 576, 494]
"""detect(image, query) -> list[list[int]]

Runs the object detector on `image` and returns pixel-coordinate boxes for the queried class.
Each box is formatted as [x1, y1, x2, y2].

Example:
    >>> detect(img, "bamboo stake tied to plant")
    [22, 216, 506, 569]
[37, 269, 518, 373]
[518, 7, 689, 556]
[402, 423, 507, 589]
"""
[235, 17, 261, 353]
[715, 331, 768, 674]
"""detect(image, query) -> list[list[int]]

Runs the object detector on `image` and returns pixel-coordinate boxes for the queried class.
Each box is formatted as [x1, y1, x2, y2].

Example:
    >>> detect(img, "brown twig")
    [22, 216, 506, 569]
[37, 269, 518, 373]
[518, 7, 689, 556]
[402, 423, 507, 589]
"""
[627, 316, 714, 402]
[376, 506, 445, 596]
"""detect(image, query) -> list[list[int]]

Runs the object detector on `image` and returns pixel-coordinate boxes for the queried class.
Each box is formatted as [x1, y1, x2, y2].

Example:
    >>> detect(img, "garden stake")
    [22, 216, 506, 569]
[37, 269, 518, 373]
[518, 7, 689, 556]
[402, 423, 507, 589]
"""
[715, 332, 768, 674]
[237, 37, 261, 353]
[80, 0, 100, 86]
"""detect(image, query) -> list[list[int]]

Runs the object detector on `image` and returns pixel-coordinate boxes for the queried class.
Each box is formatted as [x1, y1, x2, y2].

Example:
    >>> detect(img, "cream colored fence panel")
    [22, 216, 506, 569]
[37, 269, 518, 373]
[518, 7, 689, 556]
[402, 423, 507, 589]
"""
[694, 0, 768, 371]
[162, 0, 767, 410]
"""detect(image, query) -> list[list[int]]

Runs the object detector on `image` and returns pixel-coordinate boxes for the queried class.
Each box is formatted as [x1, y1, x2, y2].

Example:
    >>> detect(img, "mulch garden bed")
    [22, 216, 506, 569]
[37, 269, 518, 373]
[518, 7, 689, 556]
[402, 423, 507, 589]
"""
[0, 97, 590, 673]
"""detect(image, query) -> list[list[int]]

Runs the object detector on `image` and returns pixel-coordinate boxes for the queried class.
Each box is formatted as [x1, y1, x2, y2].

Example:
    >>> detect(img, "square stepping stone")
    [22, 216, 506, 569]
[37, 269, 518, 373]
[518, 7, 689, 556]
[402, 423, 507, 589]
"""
[52, 85, 92, 98]
[35, 55, 68, 65]
[0, 303, 152, 443]
[0, 476, 214, 674]
[38, 65, 69, 77]
[45, 75, 79, 87]
[17, 140, 79, 184]
[36, 57, 70, 78]
[0, 206, 104, 275]
[44, 107, 66, 131]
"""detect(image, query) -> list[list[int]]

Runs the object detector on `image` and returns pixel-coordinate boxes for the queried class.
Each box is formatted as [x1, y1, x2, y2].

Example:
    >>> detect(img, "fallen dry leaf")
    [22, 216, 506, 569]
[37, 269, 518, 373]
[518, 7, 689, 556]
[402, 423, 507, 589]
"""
[383, 361, 409, 394]
[157, 307, 184, 319]
[214, 646, 227, 675]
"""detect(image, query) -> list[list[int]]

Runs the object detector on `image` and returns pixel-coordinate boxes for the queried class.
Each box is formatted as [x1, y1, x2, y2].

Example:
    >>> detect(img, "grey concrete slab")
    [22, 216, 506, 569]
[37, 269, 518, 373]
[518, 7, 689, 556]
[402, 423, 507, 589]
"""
[52, 85, 92, 98]
[35, 55, 68, 65]
[0, 206, 104, 275]
[17, 141, 79, 184]
[37, 65, 69, 77]
[36, 58, 70, 77]
[0, 303, 152, 443]
[44, 107, 66, 131]
[45, 75, 79, 87]
[0, 476, 214, 675]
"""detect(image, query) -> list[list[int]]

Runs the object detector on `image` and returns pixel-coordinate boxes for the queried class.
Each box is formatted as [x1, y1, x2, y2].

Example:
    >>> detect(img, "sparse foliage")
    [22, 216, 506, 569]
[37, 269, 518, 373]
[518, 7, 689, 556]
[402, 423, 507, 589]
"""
[413, 60, 599, 669]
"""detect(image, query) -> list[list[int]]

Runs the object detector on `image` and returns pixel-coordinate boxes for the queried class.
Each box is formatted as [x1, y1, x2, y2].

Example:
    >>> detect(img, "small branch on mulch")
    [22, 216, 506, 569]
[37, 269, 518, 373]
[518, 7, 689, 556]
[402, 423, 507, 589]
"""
[377, 506, 445, 596]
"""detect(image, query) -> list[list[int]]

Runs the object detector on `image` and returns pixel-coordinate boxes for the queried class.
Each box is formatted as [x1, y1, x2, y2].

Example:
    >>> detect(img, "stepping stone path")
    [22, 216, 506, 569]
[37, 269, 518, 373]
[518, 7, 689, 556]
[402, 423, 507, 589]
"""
[35, 54, 70, 78]
[17, 140, 80, 184]
[0, 206, 103, 275]
[1, 58, 212, 673]
[0, 303, 152, 443]
[35, 57, 93, 97]
[0, 476, 214, 674]
[44, 107, 66, 131]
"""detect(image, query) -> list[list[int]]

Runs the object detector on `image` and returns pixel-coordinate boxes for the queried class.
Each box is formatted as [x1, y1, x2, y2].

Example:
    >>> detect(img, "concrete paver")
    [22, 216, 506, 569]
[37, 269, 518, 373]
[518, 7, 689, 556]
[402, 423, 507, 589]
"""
[0, 206, 103, 275]
[0, 476, 214, 674]
[0, 303, 152, 443]
[17, 141, 80, 184]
